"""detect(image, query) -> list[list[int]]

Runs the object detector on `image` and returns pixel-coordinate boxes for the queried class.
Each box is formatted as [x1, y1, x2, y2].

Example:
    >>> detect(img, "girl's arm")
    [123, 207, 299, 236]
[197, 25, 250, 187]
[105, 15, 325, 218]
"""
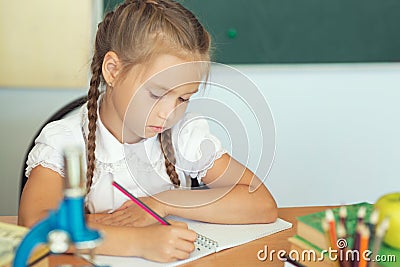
[18, 166, 197, 262]
[157, 153, 278, 224]
[100, 153, 278, 226]
[18, 166, 64, 227]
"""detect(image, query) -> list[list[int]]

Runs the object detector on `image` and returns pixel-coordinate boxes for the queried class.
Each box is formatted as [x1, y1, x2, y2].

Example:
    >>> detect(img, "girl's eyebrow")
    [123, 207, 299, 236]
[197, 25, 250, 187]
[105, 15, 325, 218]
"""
[151, 83, 199, 95]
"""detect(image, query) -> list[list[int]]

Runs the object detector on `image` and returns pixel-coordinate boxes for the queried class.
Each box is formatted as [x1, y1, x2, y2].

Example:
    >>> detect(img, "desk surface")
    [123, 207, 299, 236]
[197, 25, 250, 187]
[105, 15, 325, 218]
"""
[1, 206, 329, 267]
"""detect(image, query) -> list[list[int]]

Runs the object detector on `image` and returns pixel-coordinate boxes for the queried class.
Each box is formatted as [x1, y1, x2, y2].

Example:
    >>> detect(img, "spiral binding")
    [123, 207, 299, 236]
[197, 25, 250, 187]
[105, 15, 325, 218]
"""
[195, 233, 218, 250]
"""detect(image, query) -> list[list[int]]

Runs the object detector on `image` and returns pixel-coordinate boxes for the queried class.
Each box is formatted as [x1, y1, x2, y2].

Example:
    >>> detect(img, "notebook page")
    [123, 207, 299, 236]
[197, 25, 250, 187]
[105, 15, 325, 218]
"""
[175, 217, 292, 251]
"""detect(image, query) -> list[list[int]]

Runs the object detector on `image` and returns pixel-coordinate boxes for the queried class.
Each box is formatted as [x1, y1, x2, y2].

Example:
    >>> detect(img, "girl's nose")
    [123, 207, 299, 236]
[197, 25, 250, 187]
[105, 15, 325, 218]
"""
[157, 97, 176, 120]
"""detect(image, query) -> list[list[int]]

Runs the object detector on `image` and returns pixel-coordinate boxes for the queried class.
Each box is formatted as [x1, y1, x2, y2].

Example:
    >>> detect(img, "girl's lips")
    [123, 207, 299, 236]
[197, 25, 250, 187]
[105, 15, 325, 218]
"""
[149, 126, 164, 133]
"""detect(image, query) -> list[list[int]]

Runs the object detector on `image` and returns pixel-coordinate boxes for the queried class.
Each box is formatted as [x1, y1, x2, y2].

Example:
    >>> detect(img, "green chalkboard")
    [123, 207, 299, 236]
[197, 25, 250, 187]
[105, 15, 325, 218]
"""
[103, 0, 124, 13]
[103, 0, 400, 64]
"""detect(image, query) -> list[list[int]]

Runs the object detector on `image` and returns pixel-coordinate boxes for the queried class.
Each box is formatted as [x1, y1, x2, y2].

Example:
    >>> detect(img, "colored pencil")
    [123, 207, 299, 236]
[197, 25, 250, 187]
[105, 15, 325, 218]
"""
[322, 219, 331, 246]
[367, 209, 379, 243]
[337, 223, 346, 267]
[357, 206, 367, 225]
[326, 209, 338, 249]
[352, 206, 366, 267]
[352, 223, 362, 267]
[339, 206, 347, 236]
[369, 217, 390, 267]
[325, 210, 340, 267]
[321, 220, 339, 267]
[337, 223, 351, 267]
[112, 181, 170, 225]
[358, 225, 370, 267]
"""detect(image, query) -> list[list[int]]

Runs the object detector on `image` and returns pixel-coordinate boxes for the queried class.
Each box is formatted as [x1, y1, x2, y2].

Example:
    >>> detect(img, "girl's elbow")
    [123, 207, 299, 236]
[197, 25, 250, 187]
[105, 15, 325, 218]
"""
[265, 203, 278, 223]
[18, 214, 38, 228]
[258, 200, 278, 224]
[18, 209, 48, 228]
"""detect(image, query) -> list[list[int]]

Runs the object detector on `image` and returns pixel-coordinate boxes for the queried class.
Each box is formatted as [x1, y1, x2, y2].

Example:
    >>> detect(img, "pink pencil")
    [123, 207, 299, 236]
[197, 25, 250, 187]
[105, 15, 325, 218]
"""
[112, 181, 169, 225]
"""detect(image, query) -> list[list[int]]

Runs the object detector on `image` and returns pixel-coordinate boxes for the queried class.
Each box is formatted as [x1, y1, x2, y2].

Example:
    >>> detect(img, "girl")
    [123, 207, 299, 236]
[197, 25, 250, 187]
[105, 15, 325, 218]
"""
[19, 0, 277, 262]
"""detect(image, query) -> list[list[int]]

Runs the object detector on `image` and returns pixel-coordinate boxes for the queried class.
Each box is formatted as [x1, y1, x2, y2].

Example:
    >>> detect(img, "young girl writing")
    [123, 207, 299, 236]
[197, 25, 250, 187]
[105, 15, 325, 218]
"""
[19, 0, 277, 262]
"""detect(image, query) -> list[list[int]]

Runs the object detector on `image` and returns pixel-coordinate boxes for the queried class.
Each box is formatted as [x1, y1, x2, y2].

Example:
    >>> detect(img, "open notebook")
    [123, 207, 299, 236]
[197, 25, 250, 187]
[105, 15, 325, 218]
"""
[83, 216, 292, 267]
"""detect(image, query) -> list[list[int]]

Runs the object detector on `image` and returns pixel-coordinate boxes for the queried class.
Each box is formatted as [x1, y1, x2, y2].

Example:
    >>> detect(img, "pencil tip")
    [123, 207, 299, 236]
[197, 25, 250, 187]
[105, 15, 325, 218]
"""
[358, 206, 367, 218]
[325, 209, 334, 221]
[369, 209, 380, 224]
[339, 206, 347, 217]
[377, 217, 390, 236]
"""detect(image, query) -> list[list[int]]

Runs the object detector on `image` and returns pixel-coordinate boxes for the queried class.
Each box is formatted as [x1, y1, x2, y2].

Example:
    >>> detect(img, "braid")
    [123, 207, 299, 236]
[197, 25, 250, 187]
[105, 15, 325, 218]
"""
[159, 130, 180, 188]
[85, 9, 116, 194]
[86, 62, 101, 194]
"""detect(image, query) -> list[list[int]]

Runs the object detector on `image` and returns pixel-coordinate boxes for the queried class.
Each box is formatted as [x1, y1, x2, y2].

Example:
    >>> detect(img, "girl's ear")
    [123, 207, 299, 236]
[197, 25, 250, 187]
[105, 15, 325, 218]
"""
[102, 51, 121, 86]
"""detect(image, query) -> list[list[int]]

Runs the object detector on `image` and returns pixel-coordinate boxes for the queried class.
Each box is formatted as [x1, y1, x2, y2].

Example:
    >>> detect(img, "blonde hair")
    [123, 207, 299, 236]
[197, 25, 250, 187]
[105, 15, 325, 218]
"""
[86, 0, 211, 194]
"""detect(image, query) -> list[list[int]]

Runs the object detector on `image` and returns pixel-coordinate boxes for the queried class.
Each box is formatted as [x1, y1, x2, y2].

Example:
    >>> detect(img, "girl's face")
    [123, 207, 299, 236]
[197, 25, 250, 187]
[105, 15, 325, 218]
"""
[108, 54, 204, 143]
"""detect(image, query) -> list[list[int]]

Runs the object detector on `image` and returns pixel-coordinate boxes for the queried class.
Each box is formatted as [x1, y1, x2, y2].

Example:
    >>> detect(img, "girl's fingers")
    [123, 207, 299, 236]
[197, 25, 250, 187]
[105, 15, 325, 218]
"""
[95, 208, 155, 226]
[176, 228, 198, 242]
[111, 210, 132, 221]
[171, 249, 191, 261]
[169, 220, 189, 229]
[173, 238, 196, 253]
[115, 200, 133, 211]
[97, 210, 126, 223]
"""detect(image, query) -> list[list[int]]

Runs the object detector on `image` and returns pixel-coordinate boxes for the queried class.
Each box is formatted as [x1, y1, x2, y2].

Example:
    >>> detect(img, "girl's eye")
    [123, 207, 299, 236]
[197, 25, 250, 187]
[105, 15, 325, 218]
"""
[178, 97, 190, 102]
[149, 92, 162, 99]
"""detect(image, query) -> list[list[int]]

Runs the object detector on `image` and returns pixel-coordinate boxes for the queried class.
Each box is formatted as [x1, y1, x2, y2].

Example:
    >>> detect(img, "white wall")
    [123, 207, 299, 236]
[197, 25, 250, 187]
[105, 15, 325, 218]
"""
[237, 63, 400, 207]
[1, 63, 399, 215]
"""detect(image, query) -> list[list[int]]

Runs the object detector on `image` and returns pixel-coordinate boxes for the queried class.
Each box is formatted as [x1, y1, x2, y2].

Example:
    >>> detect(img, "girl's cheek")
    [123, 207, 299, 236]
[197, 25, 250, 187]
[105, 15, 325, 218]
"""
[167, 105, 188, 127]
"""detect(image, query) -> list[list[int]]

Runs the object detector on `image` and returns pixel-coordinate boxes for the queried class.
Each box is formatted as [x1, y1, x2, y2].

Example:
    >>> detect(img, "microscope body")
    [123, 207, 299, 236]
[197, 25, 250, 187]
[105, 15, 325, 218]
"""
[14, 147, 102, 267]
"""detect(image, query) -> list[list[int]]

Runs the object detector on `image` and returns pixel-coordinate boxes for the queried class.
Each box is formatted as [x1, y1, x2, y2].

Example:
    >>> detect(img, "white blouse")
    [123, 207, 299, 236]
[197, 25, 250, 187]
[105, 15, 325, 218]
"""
[26, 102, 226, 213]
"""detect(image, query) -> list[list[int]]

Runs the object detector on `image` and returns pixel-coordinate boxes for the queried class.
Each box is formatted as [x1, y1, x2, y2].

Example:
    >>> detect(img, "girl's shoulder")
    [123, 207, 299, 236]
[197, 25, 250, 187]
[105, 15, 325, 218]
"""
[171, 113, 226, 179]
[36, 106, 85, 148]
[171, 112, 223, 157]
[172, 112, 210, 135]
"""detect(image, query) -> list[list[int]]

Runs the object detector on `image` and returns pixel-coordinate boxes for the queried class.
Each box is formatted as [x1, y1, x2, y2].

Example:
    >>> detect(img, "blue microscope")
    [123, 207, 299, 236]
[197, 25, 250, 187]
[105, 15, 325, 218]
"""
[14, 147, 102, 267]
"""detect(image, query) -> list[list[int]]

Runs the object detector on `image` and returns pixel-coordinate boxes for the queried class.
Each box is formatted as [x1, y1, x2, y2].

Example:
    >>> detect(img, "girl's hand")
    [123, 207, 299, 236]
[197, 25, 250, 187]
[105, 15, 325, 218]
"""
[94, 198, 167, 227]
[136, 221, 197, 262]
